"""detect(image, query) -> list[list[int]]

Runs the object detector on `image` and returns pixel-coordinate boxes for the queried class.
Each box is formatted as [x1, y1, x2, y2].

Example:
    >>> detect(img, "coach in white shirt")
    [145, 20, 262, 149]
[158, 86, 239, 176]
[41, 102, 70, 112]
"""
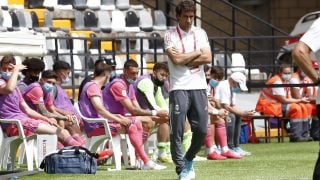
[164, 1, 212, 179]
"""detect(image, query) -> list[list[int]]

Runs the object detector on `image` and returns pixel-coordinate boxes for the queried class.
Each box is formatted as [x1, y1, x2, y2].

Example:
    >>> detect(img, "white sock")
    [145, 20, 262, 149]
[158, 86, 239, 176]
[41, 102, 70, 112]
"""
[222, 146, 229, 153]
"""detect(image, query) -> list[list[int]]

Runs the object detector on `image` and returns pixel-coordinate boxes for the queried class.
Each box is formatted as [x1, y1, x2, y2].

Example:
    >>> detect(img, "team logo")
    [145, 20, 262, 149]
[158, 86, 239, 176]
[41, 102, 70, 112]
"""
[175, 104, 179, 111]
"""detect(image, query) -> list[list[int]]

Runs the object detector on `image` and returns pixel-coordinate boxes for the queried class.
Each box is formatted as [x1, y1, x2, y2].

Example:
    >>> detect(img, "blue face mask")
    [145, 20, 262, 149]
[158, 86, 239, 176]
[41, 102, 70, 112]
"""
[0, 71, 12, 80]
[42, 83, 53, 93]
[209, 79, 219, 88]
[232, 87, 241, 93]
[110, 71, 116, 78]
[127, 78, 135, 84]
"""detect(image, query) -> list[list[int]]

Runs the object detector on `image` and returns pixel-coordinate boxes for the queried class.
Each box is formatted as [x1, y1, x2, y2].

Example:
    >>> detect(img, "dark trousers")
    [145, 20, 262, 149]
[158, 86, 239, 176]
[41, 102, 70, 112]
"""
[169, 90, 208, 175]
[226, 113, 241, 149]
[313, 104, 320, 179]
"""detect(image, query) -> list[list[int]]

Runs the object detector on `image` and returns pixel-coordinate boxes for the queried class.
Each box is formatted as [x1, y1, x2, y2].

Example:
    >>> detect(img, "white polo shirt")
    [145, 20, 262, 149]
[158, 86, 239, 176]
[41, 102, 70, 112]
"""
[164, 25, 210, 91]
[300, 17, 320, 55]
[300, 17, 320, 104]
[214, 79, 236, 106]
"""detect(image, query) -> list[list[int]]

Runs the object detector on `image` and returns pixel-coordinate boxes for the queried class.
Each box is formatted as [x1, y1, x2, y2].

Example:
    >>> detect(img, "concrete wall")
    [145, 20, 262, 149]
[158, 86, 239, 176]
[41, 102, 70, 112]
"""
[132, 0, 320, 36]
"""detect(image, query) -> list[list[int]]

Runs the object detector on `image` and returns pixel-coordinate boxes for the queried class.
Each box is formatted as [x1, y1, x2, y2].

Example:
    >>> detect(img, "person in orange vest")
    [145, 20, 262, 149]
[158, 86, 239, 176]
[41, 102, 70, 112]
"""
[255, 64, 310, 142]
[289, 66, 314, 141]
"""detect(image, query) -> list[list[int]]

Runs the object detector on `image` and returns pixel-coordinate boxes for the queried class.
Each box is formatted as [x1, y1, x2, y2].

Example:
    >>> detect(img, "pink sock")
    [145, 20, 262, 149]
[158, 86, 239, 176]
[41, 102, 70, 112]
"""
[204, 126, 213, 148]
[57, 141, 64, 149]
[127, 121, 149, 164]
[72, 134, 86, 146]
[63, 136, 82, 146]
[215, 122, 227, 147]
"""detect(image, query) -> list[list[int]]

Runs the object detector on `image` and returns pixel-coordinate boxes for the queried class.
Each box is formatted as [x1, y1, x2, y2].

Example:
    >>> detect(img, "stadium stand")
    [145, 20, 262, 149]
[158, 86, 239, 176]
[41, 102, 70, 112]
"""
[86, 0, 100, 10]
[111, 10, 125, 32]
[28, 0, 43, 9]
[153, 10, 167, 31]
[97, 10, 112, 33]
[116, 0, 130, 11]
[125, 10, 140, 32]
[101, 0, 116, 11]
[139, 9, 153, 32]
[73, 0, 87, 11]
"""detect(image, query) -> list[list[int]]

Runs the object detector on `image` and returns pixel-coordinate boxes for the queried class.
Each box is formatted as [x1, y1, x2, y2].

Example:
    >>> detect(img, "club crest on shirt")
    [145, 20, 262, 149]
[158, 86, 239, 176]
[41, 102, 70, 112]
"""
[121, 90, 127, 97]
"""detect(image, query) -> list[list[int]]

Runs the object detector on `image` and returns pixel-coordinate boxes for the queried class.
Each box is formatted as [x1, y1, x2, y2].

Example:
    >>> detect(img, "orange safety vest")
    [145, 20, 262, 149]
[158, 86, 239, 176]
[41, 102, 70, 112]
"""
[255, 75, 286, 117]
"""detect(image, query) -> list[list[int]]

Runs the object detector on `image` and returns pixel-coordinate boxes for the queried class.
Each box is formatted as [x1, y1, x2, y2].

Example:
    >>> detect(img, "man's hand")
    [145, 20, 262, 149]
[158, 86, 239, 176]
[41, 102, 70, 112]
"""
[218, 109, 228, 118]
[12, 63, 27, 72]
[117, 115, 131, 127]
[300, 97, 310, 103]
[46, 118, 59, 127]
[242, 110, 255, 117]
[152, 116, 169, 124]
[171, 47, 180, 55]
[156, 110, 169, 118]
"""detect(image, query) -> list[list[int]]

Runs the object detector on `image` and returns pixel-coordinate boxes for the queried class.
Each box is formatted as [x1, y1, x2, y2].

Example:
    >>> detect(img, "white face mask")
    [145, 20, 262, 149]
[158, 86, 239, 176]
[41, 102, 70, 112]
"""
[281, 74, 291, 81]
[62, 76, 70, 84]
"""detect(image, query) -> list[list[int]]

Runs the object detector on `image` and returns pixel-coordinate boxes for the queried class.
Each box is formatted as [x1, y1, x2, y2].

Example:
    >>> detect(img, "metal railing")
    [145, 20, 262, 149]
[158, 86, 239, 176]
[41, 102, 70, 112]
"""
[45, 34, 296, 98]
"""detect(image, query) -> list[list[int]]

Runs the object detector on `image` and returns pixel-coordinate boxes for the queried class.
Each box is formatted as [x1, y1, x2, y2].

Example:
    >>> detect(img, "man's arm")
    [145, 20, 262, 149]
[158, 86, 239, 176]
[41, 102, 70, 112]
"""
[120, 98, 154, 116]
[273, 94, 308, 104]
[0, 64, 26, 95]
[137, 79, 161, 110]
[90, 96, 131, 126]
[186, 47, 212, 67]
[166, 47, 201, 65]
[222, 104, 253, 117]
[20, 101, 58, 126]
[35, 103, 68, 120]
[293, 42, 318, 82]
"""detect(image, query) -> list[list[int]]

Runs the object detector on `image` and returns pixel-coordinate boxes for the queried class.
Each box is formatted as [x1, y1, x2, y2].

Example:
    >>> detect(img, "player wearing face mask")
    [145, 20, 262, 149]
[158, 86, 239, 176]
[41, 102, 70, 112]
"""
[102, 59, 168, 170]
[133, 63, 172, 163]
[17, 59, 82, 150]
[256, 64, 310, 142]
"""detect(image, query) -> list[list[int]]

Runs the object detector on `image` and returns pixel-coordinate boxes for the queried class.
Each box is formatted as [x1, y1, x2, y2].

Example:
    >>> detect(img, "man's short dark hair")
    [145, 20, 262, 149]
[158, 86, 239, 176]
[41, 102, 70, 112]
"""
[211, 66, 224, 81]
[22, 58, 45, 75]
[42, 70, 58, 79]
[204, 64, 210, 73]
[124, 59, 138, 70]
[153, 62, 169, 73]
[53, 61, 71, 71]
[175, 0, 196, 16]
[94, 62, 112, 76]
[0, 55, 16, 66]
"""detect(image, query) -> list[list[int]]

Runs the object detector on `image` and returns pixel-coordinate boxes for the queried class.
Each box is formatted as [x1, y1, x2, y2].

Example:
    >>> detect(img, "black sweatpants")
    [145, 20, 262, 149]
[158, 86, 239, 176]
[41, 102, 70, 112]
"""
[169, 89, 208, 175]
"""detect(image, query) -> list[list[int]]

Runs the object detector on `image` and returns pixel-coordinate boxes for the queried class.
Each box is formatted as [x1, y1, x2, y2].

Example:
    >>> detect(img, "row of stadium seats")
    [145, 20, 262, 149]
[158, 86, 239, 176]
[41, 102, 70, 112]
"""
[29, 0, 137, 11]
[1, 0, 137, 11]
[0, 8, 167, 33]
